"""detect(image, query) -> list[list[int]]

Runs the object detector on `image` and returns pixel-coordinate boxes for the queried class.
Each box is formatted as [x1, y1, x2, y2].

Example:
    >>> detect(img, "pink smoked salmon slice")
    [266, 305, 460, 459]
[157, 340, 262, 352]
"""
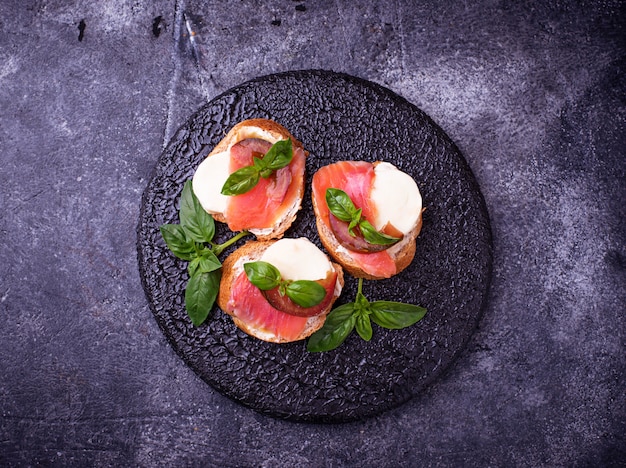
[312, 161, 397, 278]
[224, 138, 305, 232]
[228, 271, 310, 342]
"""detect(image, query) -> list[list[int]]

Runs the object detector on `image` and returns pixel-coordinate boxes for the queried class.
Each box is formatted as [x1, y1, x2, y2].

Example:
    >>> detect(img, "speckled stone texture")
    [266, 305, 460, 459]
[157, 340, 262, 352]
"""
[0, 0, 624, 466]
[137, 71, 492, 422]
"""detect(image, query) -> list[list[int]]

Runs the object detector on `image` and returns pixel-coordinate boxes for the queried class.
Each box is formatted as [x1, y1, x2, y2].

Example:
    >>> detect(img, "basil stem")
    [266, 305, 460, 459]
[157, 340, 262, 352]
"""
[212, 230, 249, 256]
[221, 139, 292, 196]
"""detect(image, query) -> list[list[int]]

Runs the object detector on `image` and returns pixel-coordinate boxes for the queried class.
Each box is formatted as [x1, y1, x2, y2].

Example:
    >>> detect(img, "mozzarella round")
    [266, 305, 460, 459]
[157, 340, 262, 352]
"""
[370, 162, 422, 234]
[261, 238, 332, 281]
[192, 150, 230, 214]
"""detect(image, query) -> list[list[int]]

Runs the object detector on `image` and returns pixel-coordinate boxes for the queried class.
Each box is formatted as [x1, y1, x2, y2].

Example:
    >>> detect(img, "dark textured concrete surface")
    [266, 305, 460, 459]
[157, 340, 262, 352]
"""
[1, 1, 624, 466]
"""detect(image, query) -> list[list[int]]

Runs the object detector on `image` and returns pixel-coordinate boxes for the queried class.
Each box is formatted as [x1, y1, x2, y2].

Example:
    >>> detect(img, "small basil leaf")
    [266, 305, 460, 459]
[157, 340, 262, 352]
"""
[354, 291, 370, 312]
[197, 250, 221, 273]
[221, 166, 260, 196]
[370, 301, 427, 329]
[185, 270, 221, 326]
[263, 139, 293, 171]
[359, 220, 401, 246]
[347, 208, 362, 236]
[180, 180, 215, 243]
[160, 224, 196, 260]
[355, 311, 373, 341]
[244, 261, 281, 290]
[307, 303, 357, 352]
[252, 156, 266, 171]
[187, 257, 200, 277]
[286, 280, 326, 308]
[326, 188, 357, 222]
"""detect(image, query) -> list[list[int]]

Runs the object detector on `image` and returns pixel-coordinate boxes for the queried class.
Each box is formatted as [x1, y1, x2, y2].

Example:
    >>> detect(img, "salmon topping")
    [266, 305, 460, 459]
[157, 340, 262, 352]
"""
[312, 161, 397, 278]
[228, 271, 310, 342]
[224, 138, 305, 232]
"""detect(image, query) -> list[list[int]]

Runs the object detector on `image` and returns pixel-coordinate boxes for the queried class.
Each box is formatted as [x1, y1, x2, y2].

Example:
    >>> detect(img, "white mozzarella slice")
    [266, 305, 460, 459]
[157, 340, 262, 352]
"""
[261, 238, 332, 281]
[370, 162, 422, 234]
[192, 150, 230, 214]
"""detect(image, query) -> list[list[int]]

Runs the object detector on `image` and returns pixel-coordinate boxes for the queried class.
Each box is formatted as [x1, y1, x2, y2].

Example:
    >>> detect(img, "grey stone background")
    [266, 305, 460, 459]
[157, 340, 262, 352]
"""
[1, 1, 624, 466]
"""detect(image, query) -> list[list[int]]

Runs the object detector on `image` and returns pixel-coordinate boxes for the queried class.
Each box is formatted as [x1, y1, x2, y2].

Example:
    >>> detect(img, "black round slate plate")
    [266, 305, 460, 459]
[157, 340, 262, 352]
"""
[137, 70, 493, 423]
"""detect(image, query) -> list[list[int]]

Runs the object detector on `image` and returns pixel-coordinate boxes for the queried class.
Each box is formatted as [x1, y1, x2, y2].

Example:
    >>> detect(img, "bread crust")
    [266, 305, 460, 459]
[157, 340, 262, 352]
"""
[202, 119, 307, 240]
[312, 161, 423, 280]
[218, 240, 345, 343]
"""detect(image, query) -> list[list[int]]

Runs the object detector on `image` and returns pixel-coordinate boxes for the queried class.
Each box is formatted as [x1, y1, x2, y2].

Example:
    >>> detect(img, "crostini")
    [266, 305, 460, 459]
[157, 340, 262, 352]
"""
[218, 238, 344, 343]
[192, 119, 307, 240]
[312, 161, 423, 280]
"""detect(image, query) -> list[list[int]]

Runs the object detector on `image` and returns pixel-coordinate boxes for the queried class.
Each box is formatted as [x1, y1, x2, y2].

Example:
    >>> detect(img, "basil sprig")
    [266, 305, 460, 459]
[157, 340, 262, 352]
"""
[307, 278, 426, 352]
[244, 261, 326, 308]
[221, 139, 293, 196]
[160, 180, 249, 326]
[325, 188, 400, 246]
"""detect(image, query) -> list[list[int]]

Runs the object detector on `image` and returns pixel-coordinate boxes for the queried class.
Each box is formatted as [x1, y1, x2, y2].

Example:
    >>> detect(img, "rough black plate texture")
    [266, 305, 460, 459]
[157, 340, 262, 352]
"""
[137, 70, 492, 423]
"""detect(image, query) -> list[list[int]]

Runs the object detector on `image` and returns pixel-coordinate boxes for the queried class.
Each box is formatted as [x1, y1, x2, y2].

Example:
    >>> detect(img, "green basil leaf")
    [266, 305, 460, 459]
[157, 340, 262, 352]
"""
[188, 256, 201, 277]
[359, 220, 401, 246]
[252, 156, 266, 171]
[370, 301, 427, 329]
[262, 139, 293, 171]
[307, 303, 357, 352]
[221, 165, 260, 196]
[354, 290, 370, 312]
[160, 224, 196, 260]
[347, 208, 362, 236]
[197, 250, 221, 273]
[180, 180, 215, 243]
[286, 280, 326, 308]
[244, 261, 281, 290]
[355, 311, 373, 341]
[185, 270, 221, 326]
[259, 169, 273, 179]
[325, 188, 358, 222]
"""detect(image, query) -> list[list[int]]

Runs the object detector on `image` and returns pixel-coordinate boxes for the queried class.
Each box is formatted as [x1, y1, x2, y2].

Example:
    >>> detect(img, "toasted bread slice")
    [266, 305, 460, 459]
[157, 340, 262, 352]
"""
[218, 239, 344, 343]
[193, 119, 307, 240]
[311, 161, 423, 280]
